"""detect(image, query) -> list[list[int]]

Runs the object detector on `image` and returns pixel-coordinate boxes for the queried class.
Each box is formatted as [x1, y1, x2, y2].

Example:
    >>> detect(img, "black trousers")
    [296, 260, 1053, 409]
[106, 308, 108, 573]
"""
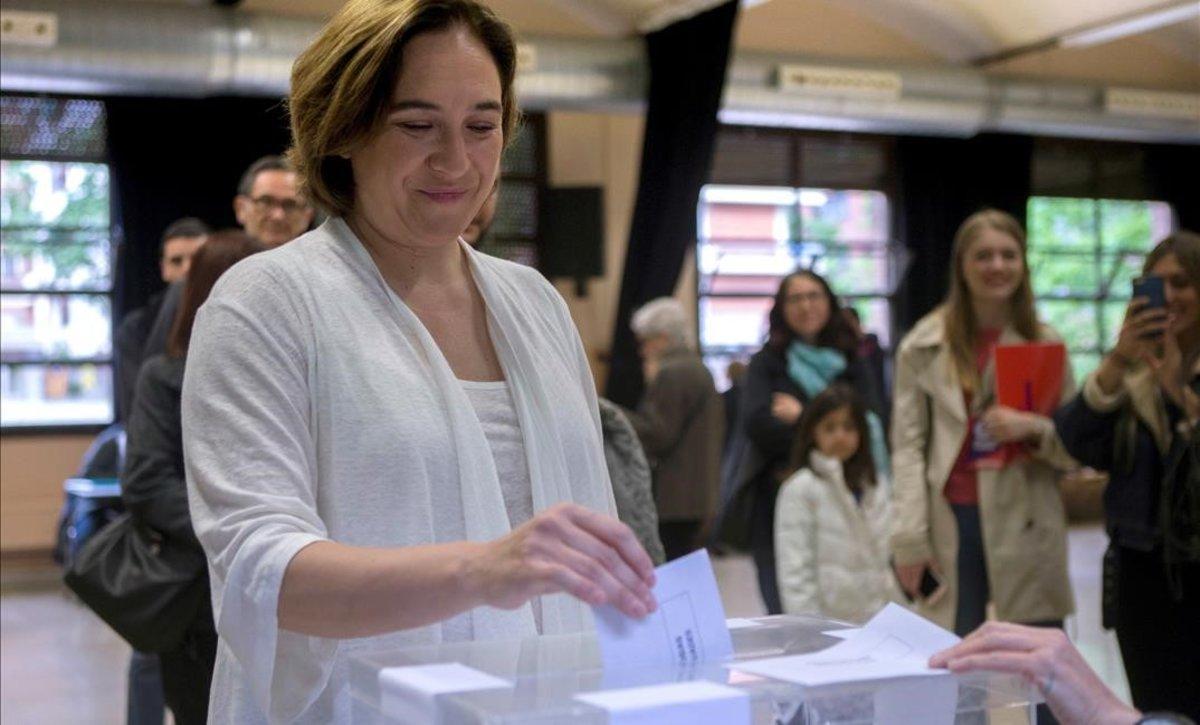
[658, 519, 703, 562]
[158, 619, 218, 725]
[751, 481, 782, 615]
[1113, 545, 1200, 720]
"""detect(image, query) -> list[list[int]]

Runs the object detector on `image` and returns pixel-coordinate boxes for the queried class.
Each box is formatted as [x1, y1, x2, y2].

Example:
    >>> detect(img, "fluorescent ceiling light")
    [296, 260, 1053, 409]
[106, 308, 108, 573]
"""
[1060, 2, 1200, 48]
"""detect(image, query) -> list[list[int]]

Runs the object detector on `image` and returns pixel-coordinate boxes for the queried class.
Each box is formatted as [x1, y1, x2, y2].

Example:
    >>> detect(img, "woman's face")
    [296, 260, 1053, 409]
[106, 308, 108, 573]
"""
[349, 25, 503, 246]
[1149, 252, 1199, 340]
[782, 275, 831, 342]
[962, 227, 1024, 306]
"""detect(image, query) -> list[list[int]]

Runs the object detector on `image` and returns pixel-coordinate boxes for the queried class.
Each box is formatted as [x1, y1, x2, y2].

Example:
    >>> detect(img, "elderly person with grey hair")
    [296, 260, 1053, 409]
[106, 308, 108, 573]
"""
[621, 297, 725, 561]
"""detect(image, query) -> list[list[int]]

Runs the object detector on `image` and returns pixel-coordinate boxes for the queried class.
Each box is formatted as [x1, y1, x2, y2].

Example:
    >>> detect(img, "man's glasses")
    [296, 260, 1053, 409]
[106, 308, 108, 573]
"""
[247, 195, 309, 216]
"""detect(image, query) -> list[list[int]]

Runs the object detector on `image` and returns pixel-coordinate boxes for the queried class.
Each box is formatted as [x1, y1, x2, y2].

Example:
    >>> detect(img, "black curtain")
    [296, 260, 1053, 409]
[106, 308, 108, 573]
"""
[604, 0, 739, 407]
[106, 95, 292, 319]
[1146, 142, 1200, 233]
[893, 133, 1034, 333]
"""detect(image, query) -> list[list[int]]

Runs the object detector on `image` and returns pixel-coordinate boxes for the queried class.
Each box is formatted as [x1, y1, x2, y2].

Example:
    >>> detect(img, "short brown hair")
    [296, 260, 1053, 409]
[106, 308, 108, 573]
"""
[287, 0, 519, 217]
[166, 230, 264, 358]
[237, 155, 295, 197]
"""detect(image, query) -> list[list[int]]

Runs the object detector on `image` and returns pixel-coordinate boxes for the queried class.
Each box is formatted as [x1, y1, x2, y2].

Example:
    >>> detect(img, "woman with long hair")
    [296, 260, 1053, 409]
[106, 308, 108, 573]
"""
[890, 209, 1077, 636]
[1055, 230, 1200, 718]
[723, 269, 886, 614]
[120, 230, 263, 724]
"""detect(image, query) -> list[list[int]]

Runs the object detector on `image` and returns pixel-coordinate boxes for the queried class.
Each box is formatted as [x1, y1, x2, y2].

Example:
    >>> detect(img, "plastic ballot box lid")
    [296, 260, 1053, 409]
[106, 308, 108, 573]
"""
[348, 614, 1041, 725]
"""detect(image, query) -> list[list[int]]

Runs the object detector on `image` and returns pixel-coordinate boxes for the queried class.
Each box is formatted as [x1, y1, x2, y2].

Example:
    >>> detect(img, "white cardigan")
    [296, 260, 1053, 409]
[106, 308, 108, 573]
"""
[774, 451, 903, 623]
[182, 219, 616, 724]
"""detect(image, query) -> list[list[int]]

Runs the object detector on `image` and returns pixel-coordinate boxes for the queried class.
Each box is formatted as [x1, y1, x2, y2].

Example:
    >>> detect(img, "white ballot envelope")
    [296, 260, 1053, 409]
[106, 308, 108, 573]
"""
[728, 603, 960, 686]
[574, 680, 751, 725]
[378, 663, 511, 724]
[592, 549, 734, 669]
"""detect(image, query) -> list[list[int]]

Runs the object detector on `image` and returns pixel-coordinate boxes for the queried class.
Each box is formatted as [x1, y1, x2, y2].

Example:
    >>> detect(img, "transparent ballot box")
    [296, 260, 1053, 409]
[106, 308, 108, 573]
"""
[348, 614, 1040, 724]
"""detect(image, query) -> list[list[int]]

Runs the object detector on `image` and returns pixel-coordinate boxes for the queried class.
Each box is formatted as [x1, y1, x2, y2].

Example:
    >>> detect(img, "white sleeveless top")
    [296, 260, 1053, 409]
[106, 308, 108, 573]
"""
[460, 379, 542, 632]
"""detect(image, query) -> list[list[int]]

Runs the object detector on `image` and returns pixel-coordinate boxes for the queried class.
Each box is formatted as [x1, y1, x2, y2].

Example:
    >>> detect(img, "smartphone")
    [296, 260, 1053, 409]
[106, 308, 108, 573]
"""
[892, 560, 947, 606]
[1132, 276, 1166, 310]
[918, 568, 947, 606]
[1132, 276, 1168, 341]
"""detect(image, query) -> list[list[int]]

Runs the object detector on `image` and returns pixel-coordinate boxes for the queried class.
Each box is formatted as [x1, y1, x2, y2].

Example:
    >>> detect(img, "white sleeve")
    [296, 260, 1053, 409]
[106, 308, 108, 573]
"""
[775, 474, 820, 616]
[182, 277, 335, 723]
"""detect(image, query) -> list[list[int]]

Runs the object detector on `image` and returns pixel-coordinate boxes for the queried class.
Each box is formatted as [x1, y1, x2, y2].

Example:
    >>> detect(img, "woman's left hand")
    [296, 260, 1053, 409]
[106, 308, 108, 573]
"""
[930, 622, 1141, 725]
[980, 406, 1042, 444]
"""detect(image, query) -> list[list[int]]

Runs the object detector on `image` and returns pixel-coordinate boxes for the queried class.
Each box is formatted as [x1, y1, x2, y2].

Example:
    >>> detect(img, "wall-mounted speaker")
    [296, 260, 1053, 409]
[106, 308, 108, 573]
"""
[538, 186, 604, 297]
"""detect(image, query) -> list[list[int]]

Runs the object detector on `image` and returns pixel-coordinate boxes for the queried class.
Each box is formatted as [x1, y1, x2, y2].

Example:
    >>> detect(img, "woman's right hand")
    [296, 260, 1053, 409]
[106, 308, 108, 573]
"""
[466, 503, 658, 619]
[1110, 296, 1169, 366]
[894, 559, 935, 599]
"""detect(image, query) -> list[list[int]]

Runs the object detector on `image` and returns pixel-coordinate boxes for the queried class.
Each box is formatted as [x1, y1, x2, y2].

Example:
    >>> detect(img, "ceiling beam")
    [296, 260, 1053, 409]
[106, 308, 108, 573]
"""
[549, 0, 635, 37]
[973, 0, 1200, 67]
[835, 0, 999, 63]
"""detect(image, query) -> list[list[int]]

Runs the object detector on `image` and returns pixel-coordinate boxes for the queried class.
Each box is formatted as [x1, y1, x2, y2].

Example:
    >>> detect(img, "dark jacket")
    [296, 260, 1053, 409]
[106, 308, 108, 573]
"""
[114, 288, 167, 421]
[722, 344, 882, 505]
[1056, 365, 1199, 551]
[121, 353, 214, 653]
[122, 355, 198, 545]
[623, 348, 725, 522]
[597, 399, 666, 565]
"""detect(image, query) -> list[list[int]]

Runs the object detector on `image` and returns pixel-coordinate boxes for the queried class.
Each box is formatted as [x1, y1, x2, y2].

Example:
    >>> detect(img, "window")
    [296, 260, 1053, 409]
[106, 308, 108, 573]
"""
[1, 96, 114, 428]
[1027, 196, 1175, 380]
[698, 128, 897, 390]
[697, 185, 897, 389]
[476, 114, 545, 268]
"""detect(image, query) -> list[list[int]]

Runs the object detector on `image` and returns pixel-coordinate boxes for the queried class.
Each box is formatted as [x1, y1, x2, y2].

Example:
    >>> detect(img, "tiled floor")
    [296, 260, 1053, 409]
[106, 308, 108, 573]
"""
[1, 525, 1129, 723]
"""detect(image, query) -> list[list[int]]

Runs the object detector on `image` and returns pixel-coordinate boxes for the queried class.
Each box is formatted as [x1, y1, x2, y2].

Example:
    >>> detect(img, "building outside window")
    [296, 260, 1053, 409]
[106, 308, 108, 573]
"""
[697, 128, 897, 390]
[1, 96, 114, 428]
[1026, 196, 1175, 381]
[696, 184, 896, 389]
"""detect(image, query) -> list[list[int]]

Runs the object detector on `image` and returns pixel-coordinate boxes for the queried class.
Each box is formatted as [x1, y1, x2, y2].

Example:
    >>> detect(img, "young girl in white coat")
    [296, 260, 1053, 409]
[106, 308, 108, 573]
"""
[775, 384, 903, 622]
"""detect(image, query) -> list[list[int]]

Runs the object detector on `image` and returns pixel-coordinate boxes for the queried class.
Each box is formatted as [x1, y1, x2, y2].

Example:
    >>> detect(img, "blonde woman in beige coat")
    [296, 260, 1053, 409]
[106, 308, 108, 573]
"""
[890, 209, 1078, 636]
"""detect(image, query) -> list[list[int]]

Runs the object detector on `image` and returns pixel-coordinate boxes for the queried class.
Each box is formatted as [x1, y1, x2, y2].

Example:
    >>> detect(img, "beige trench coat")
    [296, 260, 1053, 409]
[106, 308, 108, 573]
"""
[890, 310, 1078, 629]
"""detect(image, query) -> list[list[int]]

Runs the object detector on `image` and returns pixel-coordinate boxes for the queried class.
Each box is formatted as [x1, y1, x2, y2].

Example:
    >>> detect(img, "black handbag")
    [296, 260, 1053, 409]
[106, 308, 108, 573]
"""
[713, 478, 757, 552]
[63, 512, 208, 653]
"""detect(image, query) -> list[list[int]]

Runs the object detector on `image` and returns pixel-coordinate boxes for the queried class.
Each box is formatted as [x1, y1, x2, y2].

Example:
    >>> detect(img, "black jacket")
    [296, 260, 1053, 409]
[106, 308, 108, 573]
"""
[122, 354, 212, 638]
[114, 288, 167, 421]
[122, 355, 202, 549]
[1055, 373, 1198, 551]
[722, 344, 883, 503]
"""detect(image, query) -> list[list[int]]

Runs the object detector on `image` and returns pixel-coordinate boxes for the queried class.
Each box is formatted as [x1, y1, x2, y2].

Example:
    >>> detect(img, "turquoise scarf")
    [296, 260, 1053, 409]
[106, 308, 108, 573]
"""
[786, 340, 891, 480]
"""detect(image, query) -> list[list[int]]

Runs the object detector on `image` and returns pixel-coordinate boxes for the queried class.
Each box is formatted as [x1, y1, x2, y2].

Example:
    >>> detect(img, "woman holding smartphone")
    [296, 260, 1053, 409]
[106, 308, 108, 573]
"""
[1055, 231, 1200, 719]
[890, 209, 1078, 636]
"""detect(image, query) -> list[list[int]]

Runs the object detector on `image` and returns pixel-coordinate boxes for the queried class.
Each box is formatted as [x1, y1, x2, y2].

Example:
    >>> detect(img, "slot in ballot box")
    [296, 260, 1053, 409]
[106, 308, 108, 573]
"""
[349, 614, 1040, 724]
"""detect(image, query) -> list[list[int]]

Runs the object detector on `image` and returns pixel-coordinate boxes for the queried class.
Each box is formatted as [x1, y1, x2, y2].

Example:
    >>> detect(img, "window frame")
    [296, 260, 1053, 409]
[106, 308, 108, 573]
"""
[1026, 195, 1175, 381]
[696, 127, 898, 388]
[1, 94, 116, 433]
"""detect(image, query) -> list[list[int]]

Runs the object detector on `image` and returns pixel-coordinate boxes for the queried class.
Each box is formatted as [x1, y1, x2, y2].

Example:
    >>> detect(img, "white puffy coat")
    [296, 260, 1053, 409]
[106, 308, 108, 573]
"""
[775, 451, 904, 623]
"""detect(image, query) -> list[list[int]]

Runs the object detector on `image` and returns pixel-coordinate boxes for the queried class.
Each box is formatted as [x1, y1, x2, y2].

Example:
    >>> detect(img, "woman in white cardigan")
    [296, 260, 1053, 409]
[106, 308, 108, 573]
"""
[775, 385, 902, 622]
[181, 2, 655, 722]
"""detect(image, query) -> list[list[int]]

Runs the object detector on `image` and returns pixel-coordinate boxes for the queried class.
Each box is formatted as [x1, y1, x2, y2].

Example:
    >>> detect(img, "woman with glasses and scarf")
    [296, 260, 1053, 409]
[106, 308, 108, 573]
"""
[722, 269, 887, 614]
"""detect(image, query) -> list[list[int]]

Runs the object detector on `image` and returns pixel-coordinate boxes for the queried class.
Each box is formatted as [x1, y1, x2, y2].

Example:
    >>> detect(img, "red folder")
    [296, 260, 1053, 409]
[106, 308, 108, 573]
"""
[994, 342, 1067, 415]
[972, 342, 1067, 470]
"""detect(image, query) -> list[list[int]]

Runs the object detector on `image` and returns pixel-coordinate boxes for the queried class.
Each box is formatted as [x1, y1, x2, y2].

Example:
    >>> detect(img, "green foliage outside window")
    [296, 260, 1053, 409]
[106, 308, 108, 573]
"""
[1, 161, 111, 290]
[1027, 197, 1172, 381]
